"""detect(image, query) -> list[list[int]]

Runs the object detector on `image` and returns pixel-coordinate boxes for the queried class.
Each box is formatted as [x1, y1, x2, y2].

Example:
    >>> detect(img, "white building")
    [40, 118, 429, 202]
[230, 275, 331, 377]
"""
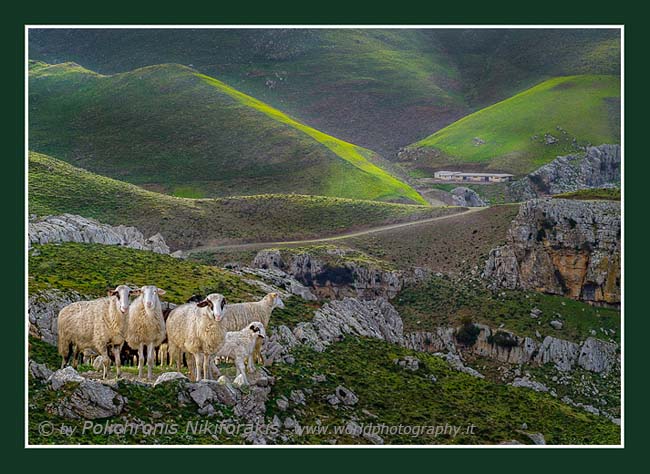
[433, 171, 514, 183]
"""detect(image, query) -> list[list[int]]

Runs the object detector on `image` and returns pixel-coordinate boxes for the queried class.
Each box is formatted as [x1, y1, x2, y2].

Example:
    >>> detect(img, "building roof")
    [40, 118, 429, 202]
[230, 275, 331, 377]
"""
[434, 171, 514, 178]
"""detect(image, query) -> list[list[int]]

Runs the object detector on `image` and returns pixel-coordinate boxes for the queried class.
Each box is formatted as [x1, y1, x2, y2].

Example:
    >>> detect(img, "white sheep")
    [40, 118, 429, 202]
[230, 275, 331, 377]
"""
[166, 293, 226, 381]
[125, 285, 167, 380]
[57, 285, 135, 379]
[221, 292, 284, 365]
[217, 322, 267, 386]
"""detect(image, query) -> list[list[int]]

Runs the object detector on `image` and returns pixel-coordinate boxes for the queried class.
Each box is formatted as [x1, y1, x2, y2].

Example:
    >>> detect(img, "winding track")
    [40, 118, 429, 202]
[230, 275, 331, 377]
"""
[190, 206, 485, 253]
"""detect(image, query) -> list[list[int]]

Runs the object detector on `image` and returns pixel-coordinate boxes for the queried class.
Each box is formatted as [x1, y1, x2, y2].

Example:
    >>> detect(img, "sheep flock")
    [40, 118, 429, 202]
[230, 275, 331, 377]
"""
[57, 286, 284, 386]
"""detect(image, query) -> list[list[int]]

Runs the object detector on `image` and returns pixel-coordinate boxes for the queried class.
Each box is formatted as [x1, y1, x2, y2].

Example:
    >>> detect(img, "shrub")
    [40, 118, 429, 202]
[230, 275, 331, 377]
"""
[487, 330, 519, 348]
[455, 316, 480, 346]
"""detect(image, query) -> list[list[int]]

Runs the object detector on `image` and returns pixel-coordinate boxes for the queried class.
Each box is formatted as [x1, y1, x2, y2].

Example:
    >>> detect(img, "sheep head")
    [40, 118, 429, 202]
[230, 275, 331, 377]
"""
[107, 284, 136, 314]
[135, 285, 166, 311]
[248, 321, 266, 339]
[197, 293, 226, 321]
[265, 292, 285, 310]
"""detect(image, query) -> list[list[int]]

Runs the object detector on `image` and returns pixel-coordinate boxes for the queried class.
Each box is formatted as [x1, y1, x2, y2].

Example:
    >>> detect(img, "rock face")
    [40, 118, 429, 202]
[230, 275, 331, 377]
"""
[46, 367, 125, 419]
[404, 325, 617, 373]
[29, 214, 170, 254]
[450, 187, 487, 207]
[484, 198, 620, 304]
[509, 144, 620, 200]
[29, 290, 84, 345]
[252, 248, 424, 300]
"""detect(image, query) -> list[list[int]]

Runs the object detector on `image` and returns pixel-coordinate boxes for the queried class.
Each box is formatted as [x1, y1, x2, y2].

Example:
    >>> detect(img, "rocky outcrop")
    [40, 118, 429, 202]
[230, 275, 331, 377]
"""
[252, 248, 426, 300]
[29, 214, 170, 254]
[451, 187, 487, 207]
[44, 366, 126, 419]
[405, 325, 617, 373]
[483, 198, 620, 304]
[509, 144, 620, 200]
[29, 290, 84, 345]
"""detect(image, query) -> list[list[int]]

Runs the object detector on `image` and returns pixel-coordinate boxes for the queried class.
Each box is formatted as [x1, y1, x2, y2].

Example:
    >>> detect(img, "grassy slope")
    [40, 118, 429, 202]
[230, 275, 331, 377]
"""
[28, 29, 620, 156]
[407, 75, 620, 175]
[29, 152, 444, 250]
[394, 277, 620, 345]
[27, 244, 618, 445]
[29, 61, 424, 204]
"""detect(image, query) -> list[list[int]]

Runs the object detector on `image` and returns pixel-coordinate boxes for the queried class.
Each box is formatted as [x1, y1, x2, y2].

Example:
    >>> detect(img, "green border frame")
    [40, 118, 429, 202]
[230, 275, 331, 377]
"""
[5, 0, 641, 466]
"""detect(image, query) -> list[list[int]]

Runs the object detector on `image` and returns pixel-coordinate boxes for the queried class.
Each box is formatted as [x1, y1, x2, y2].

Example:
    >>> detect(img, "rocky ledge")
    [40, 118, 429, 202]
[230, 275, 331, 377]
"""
[483, 198, 620, 304]
[509, 144, 620, 200]
[29, 214, 170, 254]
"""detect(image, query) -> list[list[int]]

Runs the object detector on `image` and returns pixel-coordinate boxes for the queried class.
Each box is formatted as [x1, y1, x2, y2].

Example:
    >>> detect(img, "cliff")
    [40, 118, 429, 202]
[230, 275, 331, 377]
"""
[483, 198, 620, 304]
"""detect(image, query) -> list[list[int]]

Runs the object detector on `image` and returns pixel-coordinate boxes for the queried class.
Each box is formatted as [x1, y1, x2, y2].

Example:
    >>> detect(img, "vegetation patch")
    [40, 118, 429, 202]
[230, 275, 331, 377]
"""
[29, 152, 442, 250]
[406, 75, 620, 176]
[267, 337, 619, 445]
[553, 188, 620, 201]
[394, 276, 620, 345]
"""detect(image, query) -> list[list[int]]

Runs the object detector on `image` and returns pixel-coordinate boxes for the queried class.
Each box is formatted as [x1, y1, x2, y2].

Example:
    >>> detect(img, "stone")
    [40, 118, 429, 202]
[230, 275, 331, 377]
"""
[334, 386, 359, 406]
[276, 397, 289, 411]
[153, 371, 187, 387]
[363, 432, 384, 445]
[48, 366, 85, 390]
[550, 320, 563, 330]
[450, 187, 487, 207]
[290, 390, 306, 405]
[345, 420, 362, 437]
[527, 432, 546, 445]
[48, 368, 125, 419]
[29, 360, 53, 381]
[578, 337, 618, 373]
[29, 289, 84, 345]
[511, 377, 549, 393]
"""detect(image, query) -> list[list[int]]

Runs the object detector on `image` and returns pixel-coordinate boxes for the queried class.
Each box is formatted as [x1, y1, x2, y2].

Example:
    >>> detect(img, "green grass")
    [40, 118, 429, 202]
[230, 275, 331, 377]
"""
[393, 276, 620, 345]
[267, 337, 619, 445]
[29, 61, 425, 204]
[28, 335, 619, 445]
[407, 75, 620, 175]
[553, 188, 621, 201]
[29, 29, 620, 156]
[29, 151, 442, 250]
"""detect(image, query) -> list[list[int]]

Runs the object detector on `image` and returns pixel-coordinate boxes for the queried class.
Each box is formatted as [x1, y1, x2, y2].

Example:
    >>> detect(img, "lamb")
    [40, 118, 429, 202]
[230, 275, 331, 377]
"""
[166, 293, 226, 381]
[125, 285, 167, 380]
[57, 285, 136, 379]
[216, 322, 266, 387]
[221, 292, 284, 365]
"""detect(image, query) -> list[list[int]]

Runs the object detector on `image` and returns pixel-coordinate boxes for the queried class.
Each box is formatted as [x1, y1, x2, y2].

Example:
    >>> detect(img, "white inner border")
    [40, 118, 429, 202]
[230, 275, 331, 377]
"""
[24, 24, 624, 449]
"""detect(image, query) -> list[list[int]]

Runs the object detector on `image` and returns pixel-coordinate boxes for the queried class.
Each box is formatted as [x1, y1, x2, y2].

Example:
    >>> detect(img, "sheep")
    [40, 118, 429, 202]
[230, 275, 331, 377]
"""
[125, 285, 167, 380]
[221, 292, 284, 365]
[216, 322, 267, 386]
[57, 285, 136, 379]
[166, 293, 227, 381]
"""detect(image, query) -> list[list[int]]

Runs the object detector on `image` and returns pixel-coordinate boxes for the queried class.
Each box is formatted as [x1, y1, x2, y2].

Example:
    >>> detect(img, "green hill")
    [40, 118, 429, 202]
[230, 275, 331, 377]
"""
[29, 29, 620, 156]
[29, 61, 425, 204]
[29, 152, 454, 250]
[402, 75, 620, 176]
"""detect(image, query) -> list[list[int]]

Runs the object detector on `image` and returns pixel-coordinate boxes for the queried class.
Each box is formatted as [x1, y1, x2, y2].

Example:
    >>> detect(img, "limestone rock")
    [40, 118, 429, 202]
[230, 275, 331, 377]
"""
[450, 187, 487, 207]
[484, 198, 620, 304]
[29, 289, 84, 345]
[153, 371, 188, 387]
[29, 214, 170, 254]
[578, 337, 618, 373]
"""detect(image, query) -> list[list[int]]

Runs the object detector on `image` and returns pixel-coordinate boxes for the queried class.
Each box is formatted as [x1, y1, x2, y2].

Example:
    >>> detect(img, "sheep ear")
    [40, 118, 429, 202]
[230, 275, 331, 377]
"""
[221, 298, 226, 309]
[250, 324, 259, 332]
[197, 299, 212, 308]
[157, 288, 166, 295]
[130, 288, 141, 296]
[108, 290, 117, 297]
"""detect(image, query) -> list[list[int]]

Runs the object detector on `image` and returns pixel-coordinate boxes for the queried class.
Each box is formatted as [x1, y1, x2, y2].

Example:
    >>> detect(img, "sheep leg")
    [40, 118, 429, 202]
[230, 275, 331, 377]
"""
[193, 353, 202, 381]
[203, 353, 209, 380]
[247, 353, 256, 374]
[71, 344, 79, 369]
[235, 357, 248, 386]
[137, 343, 144, 379]
[147, 343, 155, 380]
[112, 344, 122, 379]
